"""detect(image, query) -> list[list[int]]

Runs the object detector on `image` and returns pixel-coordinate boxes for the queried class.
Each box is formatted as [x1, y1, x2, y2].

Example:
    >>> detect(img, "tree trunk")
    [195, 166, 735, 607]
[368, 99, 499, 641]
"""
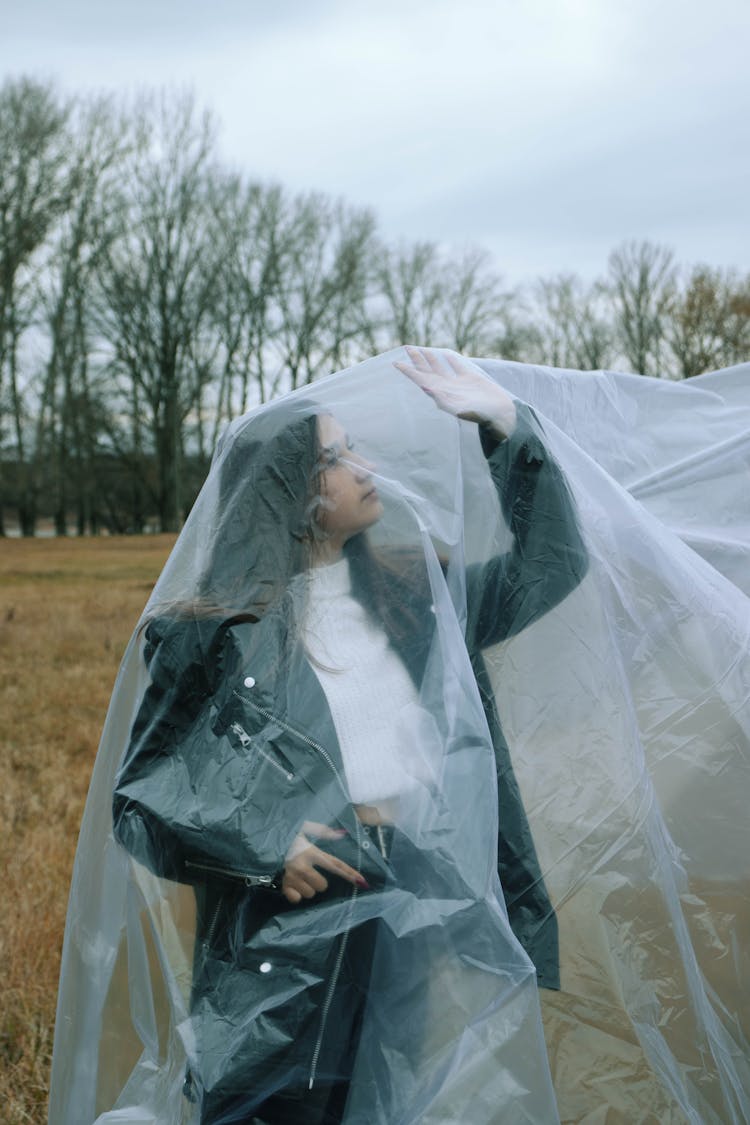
[8, 322, 37, 536]
[158, 379, 182, 532]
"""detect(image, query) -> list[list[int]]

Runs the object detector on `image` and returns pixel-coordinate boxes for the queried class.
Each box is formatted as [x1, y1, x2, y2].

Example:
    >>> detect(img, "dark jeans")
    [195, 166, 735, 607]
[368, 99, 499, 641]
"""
[198, 827, 397, 1125]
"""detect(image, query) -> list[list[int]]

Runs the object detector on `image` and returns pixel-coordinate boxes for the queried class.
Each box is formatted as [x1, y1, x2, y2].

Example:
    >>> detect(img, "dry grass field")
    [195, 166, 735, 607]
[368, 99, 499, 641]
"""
[0, 535, 174, 1125]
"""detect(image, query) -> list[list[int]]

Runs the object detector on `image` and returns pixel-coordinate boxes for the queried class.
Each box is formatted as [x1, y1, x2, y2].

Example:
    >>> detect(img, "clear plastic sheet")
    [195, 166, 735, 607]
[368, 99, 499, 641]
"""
[49, 349, 750, 1124]
[476, 358, 750, 597]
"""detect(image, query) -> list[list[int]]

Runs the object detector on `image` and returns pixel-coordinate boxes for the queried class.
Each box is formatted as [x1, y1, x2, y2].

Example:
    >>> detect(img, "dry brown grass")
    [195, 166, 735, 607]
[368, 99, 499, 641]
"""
[0, 535, 174, 1125]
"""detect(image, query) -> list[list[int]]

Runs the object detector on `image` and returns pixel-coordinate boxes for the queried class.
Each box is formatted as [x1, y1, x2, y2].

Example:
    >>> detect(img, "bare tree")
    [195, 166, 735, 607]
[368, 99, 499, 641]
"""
[320, 205, 378, 374]
[271, 193, 376, 390]
[607, 240, 676, 376]
[93, 92, 222, 531]
[531, 273, 613, 370]
[438, 246, 510, 354]
[34, 95, 129, 535]
[668, 266, 750, 378]
[207, 177, 288, 433]
[0, 77, 71, 534]
[374, 243, 517, 357]
[722, 277, 750, 369]
[375, 241, 445, 348]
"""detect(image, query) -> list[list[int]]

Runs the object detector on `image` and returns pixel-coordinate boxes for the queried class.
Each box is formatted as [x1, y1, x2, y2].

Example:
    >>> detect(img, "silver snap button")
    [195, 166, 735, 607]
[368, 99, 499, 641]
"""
[362, 825, 370, 834]
[362, 840, 370, 850]
[243, 676, 256, 688]
[259, 961, 272, 973]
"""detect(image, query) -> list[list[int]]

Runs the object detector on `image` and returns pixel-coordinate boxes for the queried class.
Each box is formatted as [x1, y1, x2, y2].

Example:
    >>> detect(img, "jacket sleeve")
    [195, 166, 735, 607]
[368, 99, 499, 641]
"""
[465, 402, 588, 652]
[112, 618, 298, 885]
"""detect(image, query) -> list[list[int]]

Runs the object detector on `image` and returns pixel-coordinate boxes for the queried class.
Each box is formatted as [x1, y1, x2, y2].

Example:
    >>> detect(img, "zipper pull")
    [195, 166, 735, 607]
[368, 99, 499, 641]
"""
[245, 873, 276, 888]
[230, 721, 253, 748]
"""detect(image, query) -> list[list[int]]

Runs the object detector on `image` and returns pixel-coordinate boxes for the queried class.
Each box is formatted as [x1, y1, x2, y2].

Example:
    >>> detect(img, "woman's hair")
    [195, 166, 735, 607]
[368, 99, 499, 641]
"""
[152, 398, 427, 661]
[200, 404, 322, 619]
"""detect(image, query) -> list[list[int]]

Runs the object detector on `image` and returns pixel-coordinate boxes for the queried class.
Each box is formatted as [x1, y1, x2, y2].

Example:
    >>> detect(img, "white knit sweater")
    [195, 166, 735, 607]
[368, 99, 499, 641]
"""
[300, 558, 438, 805]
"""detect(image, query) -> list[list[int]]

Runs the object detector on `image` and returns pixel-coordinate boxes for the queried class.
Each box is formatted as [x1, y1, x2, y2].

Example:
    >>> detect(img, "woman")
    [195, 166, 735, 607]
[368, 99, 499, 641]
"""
[109, 348, 588, 1123]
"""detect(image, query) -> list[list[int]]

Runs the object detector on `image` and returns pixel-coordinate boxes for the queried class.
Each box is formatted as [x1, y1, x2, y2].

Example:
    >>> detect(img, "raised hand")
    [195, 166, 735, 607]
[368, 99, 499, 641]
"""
[282, 821, 368, 904]
[394, 346, 517, 439]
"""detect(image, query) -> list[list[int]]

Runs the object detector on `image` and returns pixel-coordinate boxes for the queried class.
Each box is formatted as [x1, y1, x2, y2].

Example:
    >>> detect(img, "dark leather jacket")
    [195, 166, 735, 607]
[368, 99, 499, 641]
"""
[112, 405, 588, 1109]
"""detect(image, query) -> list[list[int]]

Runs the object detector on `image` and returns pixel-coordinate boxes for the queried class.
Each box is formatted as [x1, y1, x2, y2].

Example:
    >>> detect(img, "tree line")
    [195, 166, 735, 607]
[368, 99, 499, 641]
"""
[1, 77, 748, 535]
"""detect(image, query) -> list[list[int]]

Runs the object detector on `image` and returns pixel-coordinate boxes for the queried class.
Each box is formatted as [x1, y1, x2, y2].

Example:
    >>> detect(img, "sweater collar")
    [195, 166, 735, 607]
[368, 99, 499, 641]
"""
[305, 556, 352, 599]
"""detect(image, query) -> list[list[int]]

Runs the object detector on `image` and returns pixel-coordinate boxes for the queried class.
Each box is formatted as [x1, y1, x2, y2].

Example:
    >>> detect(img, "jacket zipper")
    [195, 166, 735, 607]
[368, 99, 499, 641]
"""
[232, 690, 343, 785]
[229, 720, 294, 781]
[233, 688, 363, 1091]
[202, 893, 223, 954]
[184, 858, 278, 889]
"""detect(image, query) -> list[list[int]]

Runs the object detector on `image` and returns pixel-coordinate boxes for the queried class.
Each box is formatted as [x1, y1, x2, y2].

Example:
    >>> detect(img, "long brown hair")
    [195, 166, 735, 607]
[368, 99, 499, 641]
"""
[146, 400, 430, 673]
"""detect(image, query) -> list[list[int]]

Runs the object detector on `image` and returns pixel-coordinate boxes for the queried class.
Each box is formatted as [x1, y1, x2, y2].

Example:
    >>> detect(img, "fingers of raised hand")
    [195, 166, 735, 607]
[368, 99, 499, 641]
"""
[395, 346, 483, 395]
[443, 351, 483, 380]
[398, 346, 455, 381]
[405, 346, 447, 375]
[395, 346, 517, 429]
[393, 360, 434, 395]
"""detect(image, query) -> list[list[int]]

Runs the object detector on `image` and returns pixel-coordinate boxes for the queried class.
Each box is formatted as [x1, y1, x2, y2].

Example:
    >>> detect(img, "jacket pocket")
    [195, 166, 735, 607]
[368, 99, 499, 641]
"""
[227, 720, 296, 783]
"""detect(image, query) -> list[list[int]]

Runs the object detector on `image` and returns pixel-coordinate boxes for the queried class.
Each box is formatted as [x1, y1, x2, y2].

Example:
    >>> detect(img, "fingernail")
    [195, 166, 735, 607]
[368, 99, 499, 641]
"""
[356, 877, 370, 889]
[333, 829, 348, 836]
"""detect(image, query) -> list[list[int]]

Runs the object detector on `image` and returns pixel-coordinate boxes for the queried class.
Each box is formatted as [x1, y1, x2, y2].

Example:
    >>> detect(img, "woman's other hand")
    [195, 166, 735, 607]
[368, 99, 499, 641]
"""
[394, 346, 517, 440]
[281, 821, 368, 904]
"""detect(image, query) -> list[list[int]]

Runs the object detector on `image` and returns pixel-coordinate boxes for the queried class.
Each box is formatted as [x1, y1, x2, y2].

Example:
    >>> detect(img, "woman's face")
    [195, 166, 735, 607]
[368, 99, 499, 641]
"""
[314, 414, 383, 548]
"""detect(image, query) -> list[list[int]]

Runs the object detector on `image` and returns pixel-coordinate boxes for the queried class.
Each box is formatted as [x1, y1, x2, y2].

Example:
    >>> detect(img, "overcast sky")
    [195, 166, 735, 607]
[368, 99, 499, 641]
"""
[3, 0, 748, 282]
